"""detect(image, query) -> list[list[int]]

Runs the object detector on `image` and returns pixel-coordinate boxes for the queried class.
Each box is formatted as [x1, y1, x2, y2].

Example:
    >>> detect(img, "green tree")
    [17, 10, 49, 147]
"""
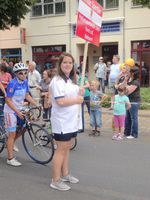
[132, 0, 150, 8]
[0, 0, 36, 30]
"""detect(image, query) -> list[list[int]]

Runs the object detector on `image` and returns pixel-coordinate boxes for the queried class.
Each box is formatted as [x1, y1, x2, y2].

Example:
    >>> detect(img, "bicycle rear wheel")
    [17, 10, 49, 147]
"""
[0, 126, 5, 153]
[22, 123, 54, 164]
[70, 137, 77, 150]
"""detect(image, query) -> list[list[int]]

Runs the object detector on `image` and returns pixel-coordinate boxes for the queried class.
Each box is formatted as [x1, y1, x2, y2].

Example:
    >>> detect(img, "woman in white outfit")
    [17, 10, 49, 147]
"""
[49, 53, 84, 191]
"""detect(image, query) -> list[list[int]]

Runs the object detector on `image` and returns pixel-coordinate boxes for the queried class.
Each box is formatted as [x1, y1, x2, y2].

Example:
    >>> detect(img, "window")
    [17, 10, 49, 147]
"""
[101, 22, 120, 33]
[32, 0, 66, 17]
[97, 0, 103, 7]
[96, 0, 119, 9]
[105, 0, 118, 9]
[132, 0, 142, 6]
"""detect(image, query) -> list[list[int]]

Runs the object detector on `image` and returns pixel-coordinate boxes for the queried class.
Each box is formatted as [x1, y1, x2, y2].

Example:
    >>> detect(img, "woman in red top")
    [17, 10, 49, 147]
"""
[0, 63, 12, 89]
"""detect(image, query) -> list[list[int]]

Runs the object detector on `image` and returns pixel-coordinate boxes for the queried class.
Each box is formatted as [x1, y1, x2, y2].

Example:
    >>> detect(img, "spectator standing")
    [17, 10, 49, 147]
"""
[0, 79, 6, 129]
[105, 61, 111, 88]
[0, 63, 12, 89]
[49, 52, 84, 191]
[112, 87, 131, 141]
[37, 70, 51, 119]
[78, 73, 90, 114]
[0, 63, 12, 123]
[77, 73, 90, 132]
[125, 66, 141, 139]
[108, 55, 120, 109]
[28, 61, 41, 104]
[115, 63, 130, 90]
[7, 61, 15, 78]
[89, 80, 106, 136]
[94, 57, 107, 93]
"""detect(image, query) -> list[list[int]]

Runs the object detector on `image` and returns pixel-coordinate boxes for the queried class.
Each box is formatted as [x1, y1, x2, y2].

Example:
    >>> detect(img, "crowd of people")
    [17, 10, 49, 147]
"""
[0, 53, 141, 191]
[93, 55, 140, 141]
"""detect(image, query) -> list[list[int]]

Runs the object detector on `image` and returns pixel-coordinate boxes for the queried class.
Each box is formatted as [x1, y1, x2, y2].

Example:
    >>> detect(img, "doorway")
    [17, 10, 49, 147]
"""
[102, 44, 118, 63]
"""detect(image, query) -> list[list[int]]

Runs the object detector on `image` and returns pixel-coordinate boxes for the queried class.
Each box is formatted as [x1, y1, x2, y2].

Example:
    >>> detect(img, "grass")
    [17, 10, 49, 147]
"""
[101, 87, 150, 110]
[140, 87, 150, 110]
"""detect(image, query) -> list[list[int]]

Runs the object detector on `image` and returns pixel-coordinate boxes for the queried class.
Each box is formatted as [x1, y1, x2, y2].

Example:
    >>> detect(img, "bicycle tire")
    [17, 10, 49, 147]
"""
[28, 107, 41, 121]
[0, 126, 5, 153]
[70, 137, 77, 150]
[22, 123, 54, 164]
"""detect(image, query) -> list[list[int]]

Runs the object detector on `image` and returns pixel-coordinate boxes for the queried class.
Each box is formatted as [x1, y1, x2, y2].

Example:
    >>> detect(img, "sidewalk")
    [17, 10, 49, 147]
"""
[84, 107, 150, 137]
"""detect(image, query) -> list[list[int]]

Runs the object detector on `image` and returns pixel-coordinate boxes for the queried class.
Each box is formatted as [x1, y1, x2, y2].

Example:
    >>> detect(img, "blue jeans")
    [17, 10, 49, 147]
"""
[84, 96, 90, 115]
[124, 103, 139, 138]
[90, 109, 102, 128]
[97, 78, 105, 93]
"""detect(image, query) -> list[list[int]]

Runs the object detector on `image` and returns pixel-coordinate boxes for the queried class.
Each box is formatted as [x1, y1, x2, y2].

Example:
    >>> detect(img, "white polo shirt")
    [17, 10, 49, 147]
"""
[50, 76, 81, 134]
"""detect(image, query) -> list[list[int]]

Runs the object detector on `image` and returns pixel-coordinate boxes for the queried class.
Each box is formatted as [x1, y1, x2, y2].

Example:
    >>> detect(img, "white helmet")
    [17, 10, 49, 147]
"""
[13, 63, 28, 73]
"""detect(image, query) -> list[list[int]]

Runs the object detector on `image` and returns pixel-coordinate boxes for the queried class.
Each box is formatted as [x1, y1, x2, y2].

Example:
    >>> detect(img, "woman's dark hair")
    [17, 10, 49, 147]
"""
[0, 63, 7, 73]
[57, 52, 76, 83]
[130, 67, 139, 80]
[43, 69, 51, 78]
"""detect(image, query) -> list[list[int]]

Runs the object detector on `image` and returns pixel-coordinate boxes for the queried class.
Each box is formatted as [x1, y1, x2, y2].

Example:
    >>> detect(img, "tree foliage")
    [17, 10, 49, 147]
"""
[132, 0, 150, 8]
[0, 0, 36, 30]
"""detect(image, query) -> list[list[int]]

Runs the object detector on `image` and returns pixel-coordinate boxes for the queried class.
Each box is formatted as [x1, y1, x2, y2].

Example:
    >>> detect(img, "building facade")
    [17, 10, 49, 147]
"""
[0, 0, 150, 85]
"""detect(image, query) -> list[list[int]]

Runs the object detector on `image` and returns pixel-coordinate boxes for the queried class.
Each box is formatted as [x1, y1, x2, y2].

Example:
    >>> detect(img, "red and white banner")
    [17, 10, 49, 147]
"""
[76, 0, 103, 46]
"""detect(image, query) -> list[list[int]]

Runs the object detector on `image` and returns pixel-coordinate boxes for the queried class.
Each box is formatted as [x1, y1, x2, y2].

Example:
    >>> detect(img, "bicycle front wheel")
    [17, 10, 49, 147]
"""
[22, 123, 54, 164]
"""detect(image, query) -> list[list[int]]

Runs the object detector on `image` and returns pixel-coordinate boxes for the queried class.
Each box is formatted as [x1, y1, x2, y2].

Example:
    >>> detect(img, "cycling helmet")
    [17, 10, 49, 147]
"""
[13, 63, 28, 73]
[125, 58, 135, 68]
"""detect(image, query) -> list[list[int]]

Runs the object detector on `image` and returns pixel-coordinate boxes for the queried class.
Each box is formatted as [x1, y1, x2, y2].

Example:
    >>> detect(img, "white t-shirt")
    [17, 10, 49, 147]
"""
[109, 63, 120, 82]
[50, 76, 82, 134]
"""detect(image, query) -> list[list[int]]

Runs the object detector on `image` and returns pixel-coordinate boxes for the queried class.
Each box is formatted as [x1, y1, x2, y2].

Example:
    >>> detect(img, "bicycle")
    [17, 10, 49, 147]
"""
[0, 106, 54, 164]
[39, 118, 78, 150]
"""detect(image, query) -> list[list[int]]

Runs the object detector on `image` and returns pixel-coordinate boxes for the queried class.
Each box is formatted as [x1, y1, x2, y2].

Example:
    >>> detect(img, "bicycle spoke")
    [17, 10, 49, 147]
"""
[22, 124, 54, 164]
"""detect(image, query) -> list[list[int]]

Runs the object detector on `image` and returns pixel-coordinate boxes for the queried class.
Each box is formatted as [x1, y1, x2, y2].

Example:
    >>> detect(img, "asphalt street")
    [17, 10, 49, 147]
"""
[0, 112, 150, 200]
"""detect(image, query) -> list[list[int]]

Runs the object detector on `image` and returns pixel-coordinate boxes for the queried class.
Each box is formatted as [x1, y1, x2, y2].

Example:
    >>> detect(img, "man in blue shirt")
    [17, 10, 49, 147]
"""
[4, 63, 38, 167]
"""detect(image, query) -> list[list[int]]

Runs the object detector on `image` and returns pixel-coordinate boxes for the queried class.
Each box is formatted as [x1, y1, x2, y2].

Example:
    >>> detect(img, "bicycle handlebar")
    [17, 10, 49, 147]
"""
[21, 106, 42, 121]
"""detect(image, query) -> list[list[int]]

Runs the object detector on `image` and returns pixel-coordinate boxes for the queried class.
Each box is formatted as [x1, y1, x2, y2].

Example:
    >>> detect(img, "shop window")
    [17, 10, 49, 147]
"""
[32, 45, 66, 71]
[1, 48, 22, 62]
[32, 0, 66, 17]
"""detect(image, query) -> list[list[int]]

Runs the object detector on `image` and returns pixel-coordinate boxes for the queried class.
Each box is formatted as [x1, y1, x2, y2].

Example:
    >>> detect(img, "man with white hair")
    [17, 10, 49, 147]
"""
[28, 61, 41, 104]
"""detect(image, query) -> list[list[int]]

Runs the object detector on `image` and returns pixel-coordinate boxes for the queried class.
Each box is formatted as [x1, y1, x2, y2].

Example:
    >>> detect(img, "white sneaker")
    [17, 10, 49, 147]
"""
[115, 135, 123, 141]
[112, 134, 118, 140]
[61, 174, 79, 184]
[13, 144, 19, 152]
[50, 179, 71, 191]
[126, 135, 135, 139]
[7, 157, 22, 167]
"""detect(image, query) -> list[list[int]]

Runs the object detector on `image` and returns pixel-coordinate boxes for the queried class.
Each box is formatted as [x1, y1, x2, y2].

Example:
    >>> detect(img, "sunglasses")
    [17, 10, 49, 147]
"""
[18, 71, 28, 75]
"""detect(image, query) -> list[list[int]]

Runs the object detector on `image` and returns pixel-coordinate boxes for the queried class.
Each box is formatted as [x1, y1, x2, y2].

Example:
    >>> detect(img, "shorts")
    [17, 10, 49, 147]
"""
[53, 132, 77, 141]
[4, 113, 25, 133]
[114, 115, 126, 128]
